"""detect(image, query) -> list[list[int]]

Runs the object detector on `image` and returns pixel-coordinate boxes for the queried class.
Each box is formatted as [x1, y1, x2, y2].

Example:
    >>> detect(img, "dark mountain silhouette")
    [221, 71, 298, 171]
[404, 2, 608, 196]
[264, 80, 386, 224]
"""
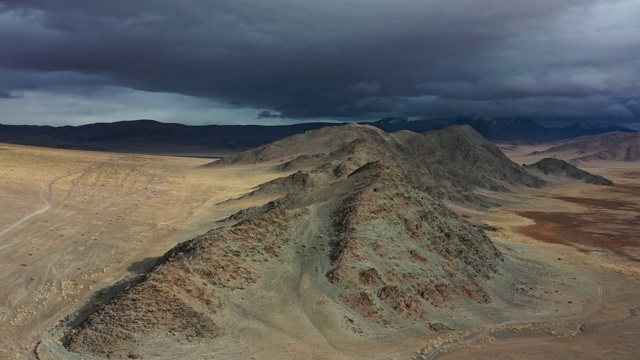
[0, 120, 337, 155]
[0, 118, 635, 155]
[372, 117, 637, 142]
[559, 122, 636, 138]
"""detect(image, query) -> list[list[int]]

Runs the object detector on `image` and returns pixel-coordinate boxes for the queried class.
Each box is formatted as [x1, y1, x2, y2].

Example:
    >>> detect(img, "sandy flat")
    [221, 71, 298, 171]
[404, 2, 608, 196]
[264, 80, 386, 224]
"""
[0, 143, 286, 359]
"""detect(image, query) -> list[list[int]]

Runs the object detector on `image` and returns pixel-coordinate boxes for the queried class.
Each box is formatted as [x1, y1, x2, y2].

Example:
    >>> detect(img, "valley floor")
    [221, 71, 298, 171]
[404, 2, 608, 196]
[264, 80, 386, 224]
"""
[430, 153, 640, 359]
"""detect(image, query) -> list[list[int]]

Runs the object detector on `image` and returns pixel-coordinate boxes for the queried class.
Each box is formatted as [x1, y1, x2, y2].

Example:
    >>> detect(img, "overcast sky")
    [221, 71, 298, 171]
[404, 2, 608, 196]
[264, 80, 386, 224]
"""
[1, 0, 639, 127]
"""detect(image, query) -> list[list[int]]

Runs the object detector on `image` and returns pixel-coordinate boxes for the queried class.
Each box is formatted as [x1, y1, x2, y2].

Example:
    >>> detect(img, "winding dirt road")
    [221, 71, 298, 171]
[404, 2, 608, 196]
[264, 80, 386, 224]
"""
[0, 168, 90, 252]
[0, 183, 49, 243]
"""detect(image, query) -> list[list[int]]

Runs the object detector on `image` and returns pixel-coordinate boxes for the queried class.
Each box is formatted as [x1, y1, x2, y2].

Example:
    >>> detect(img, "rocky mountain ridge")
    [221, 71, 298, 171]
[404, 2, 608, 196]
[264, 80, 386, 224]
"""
[63, 124, 547, 359]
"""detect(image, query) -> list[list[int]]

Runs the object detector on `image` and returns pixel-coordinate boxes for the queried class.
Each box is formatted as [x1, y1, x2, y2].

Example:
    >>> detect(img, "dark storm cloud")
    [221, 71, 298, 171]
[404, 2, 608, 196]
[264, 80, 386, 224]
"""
[0, 89, 21, 99]
[0, 0, 639, 124]
[257, 110, 282, 119]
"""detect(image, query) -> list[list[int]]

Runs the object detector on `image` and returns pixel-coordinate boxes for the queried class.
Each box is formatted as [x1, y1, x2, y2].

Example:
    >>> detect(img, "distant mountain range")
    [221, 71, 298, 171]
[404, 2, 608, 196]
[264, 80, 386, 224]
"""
[372, 117, 637, 142]
[0, 117, 636, 155]
[0, 120, 332, 155]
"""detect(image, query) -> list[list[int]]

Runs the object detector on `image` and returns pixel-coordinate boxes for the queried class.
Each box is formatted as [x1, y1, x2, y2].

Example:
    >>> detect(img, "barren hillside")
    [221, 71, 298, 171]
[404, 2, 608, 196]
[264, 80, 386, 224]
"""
[524, 158, 614, 186]
[62, 125, 551, 359]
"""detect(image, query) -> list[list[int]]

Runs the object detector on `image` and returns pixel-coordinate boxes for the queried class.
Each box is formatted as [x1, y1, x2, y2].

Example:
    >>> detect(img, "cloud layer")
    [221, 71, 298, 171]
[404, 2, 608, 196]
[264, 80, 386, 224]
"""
[0, 0, 639, 125]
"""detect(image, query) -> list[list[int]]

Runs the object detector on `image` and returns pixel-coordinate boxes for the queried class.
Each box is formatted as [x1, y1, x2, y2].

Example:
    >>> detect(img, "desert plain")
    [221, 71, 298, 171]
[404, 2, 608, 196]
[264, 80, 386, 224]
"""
[0, 137, 638, 360]
[0, 144, 286, 359]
